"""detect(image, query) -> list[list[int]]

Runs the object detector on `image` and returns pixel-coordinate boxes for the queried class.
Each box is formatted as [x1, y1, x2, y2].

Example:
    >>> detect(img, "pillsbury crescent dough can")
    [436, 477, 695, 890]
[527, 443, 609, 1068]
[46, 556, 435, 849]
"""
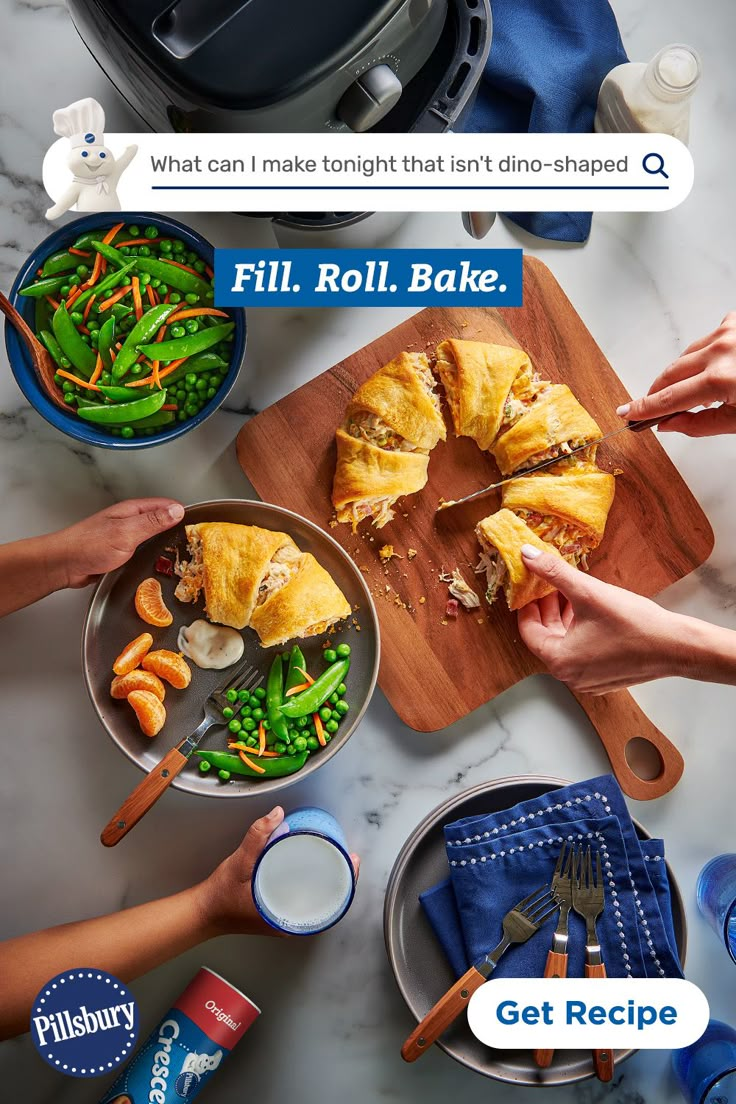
[98, 968, 260, 1103]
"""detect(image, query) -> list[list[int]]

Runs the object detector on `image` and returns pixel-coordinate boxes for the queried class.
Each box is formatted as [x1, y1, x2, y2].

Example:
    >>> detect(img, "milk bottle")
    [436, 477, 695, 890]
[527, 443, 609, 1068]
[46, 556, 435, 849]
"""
[594, 44, 701, 144]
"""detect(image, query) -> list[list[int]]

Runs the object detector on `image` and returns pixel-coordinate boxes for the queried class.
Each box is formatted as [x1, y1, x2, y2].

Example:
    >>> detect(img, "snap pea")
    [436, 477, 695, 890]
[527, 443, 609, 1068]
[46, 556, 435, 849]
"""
[41, 250, 80, 277]
[72, 260, 137, 312]
[138, 321, 233, 361]
[35, 296, 53, 334]
[90, 240, 129, 268]
[112, 302, 178, 380]
[19, 275, 66, 298]
[284, 645, 308, 695]
[132, 256, 212, 298]
[280, 658, 350, 718]
[195, 749, 309, 779]
[266, 654, 291, 745]
[97, 384, 142, 401]
[127, 409, 176, 429]
[52, 302, 96, 377]
[72, 228, 126, 251]
[77, 388, 167, 425]
[97, 317, 116, 371]
[159, 351, 227, 388]
[38, 329, 66, 368]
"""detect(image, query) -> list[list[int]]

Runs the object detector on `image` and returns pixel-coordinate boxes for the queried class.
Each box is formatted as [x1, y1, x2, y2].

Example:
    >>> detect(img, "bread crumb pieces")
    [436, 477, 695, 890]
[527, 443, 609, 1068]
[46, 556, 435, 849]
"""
[328, 519, 338, 529]
[613, 468, 624, 477]
[379, 544, 402, 563]
[407, 548, 418, 560]
[477, 617, 485, 624]
[440, 619, 448, 626]
[419, 596, 426, 604]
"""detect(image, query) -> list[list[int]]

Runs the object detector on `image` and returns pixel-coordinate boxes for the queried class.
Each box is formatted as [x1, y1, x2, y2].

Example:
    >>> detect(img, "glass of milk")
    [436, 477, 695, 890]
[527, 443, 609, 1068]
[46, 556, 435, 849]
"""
[252, 807, 356, 935]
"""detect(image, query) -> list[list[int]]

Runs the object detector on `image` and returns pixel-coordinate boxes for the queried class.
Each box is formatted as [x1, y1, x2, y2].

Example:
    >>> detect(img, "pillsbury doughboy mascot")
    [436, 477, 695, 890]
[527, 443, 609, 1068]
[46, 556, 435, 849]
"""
[46, 97, 137, 219]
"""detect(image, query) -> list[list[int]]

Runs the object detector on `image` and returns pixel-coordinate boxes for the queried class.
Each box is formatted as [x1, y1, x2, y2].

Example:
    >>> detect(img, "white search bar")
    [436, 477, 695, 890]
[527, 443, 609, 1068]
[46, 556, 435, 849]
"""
[43, 132, 693, 213]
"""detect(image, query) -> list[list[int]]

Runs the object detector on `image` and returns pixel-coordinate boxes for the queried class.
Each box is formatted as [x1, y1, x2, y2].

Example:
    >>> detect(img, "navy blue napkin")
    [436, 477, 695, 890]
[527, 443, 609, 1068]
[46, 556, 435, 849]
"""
[420, 775, 682, 981]
[466, 0, 628, 242]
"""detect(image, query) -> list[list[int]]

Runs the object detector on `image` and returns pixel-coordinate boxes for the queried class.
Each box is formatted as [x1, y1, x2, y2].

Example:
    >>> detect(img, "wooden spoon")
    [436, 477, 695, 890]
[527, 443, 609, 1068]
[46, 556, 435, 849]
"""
[0, 290, 67, 411]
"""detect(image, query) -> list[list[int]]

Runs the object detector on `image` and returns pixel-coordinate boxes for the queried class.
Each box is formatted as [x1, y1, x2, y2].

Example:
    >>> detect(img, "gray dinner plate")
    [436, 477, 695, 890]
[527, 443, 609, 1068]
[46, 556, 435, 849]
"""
[384, 775, 687, 1086]
[83, 499, 379, 798]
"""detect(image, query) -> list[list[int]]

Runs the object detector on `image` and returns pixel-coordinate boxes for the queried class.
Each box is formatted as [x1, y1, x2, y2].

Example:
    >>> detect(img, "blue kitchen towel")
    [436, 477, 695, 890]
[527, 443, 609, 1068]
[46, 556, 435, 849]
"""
[467, 0, 628, 241]
[420, 776, 682, 981]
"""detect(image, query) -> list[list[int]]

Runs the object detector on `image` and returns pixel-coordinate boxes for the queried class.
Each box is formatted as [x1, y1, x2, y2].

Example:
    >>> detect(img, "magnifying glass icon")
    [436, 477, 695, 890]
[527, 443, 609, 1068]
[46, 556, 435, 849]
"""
[642, 153, 669, 179]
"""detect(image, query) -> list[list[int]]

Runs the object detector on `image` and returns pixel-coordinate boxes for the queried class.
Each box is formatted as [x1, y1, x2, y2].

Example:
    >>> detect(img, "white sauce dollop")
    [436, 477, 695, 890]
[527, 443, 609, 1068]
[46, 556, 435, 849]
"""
[177, 620, 245, 670]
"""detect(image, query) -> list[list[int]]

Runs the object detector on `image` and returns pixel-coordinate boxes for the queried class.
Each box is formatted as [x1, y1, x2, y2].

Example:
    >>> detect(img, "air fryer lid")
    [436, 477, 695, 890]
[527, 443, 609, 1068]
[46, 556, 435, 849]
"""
[90, 0, 409, 108]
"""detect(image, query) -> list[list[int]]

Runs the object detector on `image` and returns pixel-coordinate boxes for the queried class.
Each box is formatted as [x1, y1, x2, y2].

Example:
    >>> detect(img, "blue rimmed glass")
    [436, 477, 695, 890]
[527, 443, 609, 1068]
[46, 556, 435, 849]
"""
[696, 854, 736, 965]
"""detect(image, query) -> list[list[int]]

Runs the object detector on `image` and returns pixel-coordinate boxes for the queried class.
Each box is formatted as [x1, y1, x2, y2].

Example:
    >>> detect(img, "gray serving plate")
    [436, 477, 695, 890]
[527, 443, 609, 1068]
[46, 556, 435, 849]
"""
[384, 775, 687, 1087]
[83, 499, 379, 798]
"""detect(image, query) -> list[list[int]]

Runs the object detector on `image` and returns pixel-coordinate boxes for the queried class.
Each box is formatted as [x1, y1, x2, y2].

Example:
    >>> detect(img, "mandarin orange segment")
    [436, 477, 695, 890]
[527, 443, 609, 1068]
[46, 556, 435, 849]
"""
[112, 632, 154, 676]
[135, 577, 173, 627]
[127, 690, 166, 737]
[141, 649, 192, 689]
[110, 670, 166, 702]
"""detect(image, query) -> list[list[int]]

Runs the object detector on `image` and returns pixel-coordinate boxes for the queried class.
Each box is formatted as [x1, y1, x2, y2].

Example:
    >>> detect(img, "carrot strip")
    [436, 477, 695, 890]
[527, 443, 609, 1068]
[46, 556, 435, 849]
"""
[64, 287, 82, 309]
[162, 403, 178, 411]
[295, 666, 315, 686]
[126, 357, 188, 388]
[258, 720, 266, 757]
[164, 258, 201, 276]
[36, 267, 43, 276]
[146, 284, 158, 308]
[85, 250, 106, 288]
[82, 293, 96, 322]
[45, 295, 61, 311]
[204, 264, 214, 279]
[78, 325, 91, 335]
[228, 743, 278, 758]
[57, 369, 100, 391]
[285, 681, 311, 697]
[68, 247, 91, 257]
[166, 307, 229, 323]
[114, 238, 152, 247]
[89, 353, 103, 386]
[102, 222, 124, 245]
[132, 276, 143, 321]
[239, 749, 266, 775]
[98, 284, 133, 311]
[152, 360, 161, 389]
[313, 713, 326, 747]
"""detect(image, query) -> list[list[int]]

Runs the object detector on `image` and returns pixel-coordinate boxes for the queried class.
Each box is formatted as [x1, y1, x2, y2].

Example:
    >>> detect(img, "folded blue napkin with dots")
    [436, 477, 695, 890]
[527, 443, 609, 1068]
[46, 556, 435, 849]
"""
[420, 775, 682, 981]
[466, 0, 628, 242]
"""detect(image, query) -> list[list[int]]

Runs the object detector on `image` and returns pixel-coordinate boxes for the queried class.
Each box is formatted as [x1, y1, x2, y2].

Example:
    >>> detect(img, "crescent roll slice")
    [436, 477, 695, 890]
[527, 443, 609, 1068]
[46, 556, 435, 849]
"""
[250, 552, 352, 648]
[174, 522, 298, 629]
[475, 509, 562, 611]
[435, 340, 549, 451]
[333, 351, 444, 530]
[502, 469, 615, 561]
[493, 384, 602, 475]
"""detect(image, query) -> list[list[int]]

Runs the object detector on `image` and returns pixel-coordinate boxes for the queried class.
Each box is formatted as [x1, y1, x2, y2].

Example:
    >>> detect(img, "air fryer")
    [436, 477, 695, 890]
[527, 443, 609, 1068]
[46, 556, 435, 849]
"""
[66, 0, 491, 134]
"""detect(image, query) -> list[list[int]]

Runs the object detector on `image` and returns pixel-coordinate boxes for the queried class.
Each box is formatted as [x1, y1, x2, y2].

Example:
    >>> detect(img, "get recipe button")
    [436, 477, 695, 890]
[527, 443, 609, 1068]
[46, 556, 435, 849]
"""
[468, 979, 709, 1050]
[214, 248, 523, 307]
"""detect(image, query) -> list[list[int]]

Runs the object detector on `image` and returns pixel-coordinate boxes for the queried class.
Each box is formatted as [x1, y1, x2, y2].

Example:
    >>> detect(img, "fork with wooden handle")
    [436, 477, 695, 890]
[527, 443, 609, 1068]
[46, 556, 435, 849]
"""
[533, 842, 574, 1068]
[401, 884, 560, 1062]
[100, 658, 262, 847]
[571, 845, 613, 1082]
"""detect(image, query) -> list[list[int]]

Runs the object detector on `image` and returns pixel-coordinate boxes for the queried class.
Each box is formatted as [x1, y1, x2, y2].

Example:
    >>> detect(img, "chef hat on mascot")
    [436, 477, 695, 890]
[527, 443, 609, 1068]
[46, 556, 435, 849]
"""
[52, 97, 106, 149]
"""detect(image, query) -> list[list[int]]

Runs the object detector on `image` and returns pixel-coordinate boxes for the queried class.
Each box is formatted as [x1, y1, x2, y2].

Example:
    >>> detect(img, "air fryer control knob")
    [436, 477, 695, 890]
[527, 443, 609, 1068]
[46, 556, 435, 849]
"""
[337, 65, 403, 132]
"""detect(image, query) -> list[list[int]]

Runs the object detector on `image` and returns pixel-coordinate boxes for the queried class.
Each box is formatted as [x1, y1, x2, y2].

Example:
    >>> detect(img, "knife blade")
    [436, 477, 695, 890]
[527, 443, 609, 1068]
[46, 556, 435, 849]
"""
[436, 412, 682, 513]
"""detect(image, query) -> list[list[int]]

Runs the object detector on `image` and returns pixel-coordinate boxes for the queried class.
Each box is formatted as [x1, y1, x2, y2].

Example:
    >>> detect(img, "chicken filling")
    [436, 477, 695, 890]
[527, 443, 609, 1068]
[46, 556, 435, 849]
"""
[498, 369, 551, 434]
[256, 544, 301, 606]
[474, 547, 507, 606]
[346, 411, 418, 453]
[341, 495, 396, 532]
[514, 509, 592, 569]
[174, 530, 204, 604]
[517, 440, 596, 473]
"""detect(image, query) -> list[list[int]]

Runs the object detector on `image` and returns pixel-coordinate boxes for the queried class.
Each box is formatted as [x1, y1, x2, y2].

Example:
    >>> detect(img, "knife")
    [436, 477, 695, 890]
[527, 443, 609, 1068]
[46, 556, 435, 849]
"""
[436, 412, 682, 513]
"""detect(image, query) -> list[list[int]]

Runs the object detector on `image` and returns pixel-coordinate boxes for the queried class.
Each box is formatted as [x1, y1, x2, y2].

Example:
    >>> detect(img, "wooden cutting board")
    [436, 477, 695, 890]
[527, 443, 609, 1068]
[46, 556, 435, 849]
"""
[236, 258, 714, 799]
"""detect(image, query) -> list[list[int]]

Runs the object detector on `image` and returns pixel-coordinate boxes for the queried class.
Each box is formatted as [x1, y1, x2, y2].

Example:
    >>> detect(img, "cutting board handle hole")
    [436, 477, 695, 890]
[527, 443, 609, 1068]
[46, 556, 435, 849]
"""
[624, 736, 664, 781]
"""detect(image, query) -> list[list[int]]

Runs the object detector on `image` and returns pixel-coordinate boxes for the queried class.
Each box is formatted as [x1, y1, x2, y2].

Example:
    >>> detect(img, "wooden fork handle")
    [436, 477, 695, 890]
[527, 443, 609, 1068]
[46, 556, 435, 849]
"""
[100, 746, 189, 847]
[401, 965, 486, 1062]
[584, 962, 614, 1082]
[533, 950, 568, 1068]
[572, 689, 684, 801]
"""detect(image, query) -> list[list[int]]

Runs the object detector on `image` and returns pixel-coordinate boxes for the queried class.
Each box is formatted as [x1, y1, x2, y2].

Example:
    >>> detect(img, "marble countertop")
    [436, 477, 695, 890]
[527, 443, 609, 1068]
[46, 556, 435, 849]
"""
[1, 0, 735, 1101]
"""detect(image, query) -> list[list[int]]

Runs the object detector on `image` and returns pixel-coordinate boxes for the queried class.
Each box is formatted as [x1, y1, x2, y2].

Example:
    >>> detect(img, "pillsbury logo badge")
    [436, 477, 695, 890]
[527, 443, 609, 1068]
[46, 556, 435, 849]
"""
[30, 969, 139, 1078]
[85, 132, 95, 143]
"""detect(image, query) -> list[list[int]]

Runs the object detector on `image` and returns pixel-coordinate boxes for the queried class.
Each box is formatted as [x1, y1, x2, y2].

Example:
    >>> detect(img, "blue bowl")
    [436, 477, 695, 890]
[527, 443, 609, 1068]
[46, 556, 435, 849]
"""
[5, 212, 246, 450]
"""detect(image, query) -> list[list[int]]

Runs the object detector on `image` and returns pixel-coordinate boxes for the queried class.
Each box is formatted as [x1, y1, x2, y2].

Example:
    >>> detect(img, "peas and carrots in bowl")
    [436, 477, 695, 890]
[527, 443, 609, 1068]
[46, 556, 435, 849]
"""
[6, 213, 246, 449]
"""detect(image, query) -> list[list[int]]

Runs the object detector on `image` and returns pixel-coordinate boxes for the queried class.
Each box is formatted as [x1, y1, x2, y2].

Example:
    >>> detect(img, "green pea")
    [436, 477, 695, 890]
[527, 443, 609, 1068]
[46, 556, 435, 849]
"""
[295, 716, 309, 729]
[100, 371, 112, 385]
[119, 425, 134, 439]
[226, 689, 238, 703]
[242, 717, 256, 732]
[210, 373, 225, 389]
[150, 277, 161, 288]
[240, 706, 252, 718]
[139, 271, 152, 285]
[246, 735, 258, 748]
[199, 759, 212, 773]
[323, 648, 337, 664]
[70, 311, 84, 325]
[251, 707, 264, 722]
[185, 292, 199, 304]
[329, 692, 339, 705]
[253, 687, 266, 700]
[76, 264, 89, 278]
[169, 292, 182, 304]
[319, 706, 332, 723]
[293, 735, 308, 752]
[177, 411, 187, 421]
[159, 240, 172, 252]
[336, 643, 351, 658]
[69, 275, 81, 286]
[170, 324, 186, 338]
[119, 246, 130, 255]
[325, 719, 339, 734]
[185, 373, 197, 388]
[87, 320, 99, 332]
[303, 736, 318, 751]
[172, 239, 185, 253]
[336, 700, 349, 716]
[159, 283, 170, 295]
[62, 380, 75, 393]
[175, 388, 187, 402]
[237, 689, 250, 702]
[195, 377, 207, 392]
[130, 363, 144, 377]
[194, 260, 206, 273]
[228, 718, 242, 734]
[186, 251, 197, 264]
[139, 245, 151, 256]
[144, 225, 159, 239]
[63, 392, 76, 405]
[59, 356, 71, 369]
[206, 387, 216, 400]
[185, 319, 199, 334]
[337, 683, 347, 696]
[60, 284, 71, 295]
[217, 769, 231, 782]
[222, 706, 234, 720]
[262, 717, 270, 731]
[273, 742, 286, 755]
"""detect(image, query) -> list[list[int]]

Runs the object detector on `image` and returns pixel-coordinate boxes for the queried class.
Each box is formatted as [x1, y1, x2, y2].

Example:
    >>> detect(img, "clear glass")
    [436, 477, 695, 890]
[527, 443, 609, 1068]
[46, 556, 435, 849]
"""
[673, 1020, 736, 1104]
[697, 854, 736, 965]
